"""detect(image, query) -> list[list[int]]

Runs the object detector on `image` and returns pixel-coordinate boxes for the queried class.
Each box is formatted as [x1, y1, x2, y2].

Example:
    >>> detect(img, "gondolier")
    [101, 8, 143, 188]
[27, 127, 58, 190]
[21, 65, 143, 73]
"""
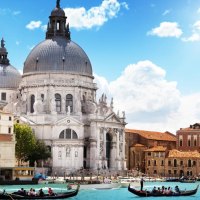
[140, 177, 144, 191]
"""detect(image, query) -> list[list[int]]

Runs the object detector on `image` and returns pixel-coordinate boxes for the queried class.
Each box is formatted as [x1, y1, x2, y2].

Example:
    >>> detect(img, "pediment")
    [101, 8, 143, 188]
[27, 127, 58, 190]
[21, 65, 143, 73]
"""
[104, 112, 121, 123]
[17, 116, 36, 125]
[55, 116, 84, 126]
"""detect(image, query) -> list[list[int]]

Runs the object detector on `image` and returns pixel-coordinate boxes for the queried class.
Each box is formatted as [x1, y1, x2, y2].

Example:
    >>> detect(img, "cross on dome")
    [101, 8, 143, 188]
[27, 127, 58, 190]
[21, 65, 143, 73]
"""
[1, 38, 5, 48]
[56, 0, 60, 8]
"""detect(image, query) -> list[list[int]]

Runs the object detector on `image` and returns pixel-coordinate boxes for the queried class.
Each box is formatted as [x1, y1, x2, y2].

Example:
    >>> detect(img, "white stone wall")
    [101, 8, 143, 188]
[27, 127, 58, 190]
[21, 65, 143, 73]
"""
[0, 141, 15, 167]
[15, 71, 126, 172]
[0, 111, 15, 168]
[0, 88, 17, 104]
[0, 111, 13, 134]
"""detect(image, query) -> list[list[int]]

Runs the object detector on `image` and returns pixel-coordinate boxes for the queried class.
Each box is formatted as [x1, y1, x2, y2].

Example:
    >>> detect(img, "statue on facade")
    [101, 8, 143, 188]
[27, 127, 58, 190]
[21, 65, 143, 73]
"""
[50, 97, 56, 114]
[67, 105, 71, 115]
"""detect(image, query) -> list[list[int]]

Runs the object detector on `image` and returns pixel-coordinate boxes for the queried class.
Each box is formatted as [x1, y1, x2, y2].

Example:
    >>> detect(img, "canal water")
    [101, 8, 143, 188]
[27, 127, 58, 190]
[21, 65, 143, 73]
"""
[0, 181, 199, 200]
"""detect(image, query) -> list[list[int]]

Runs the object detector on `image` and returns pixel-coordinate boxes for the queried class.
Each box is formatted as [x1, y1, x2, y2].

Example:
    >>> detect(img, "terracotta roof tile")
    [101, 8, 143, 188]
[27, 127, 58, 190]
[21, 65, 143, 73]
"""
[168, 149, 200, 158]
[133, 143, 145, 147]
[145, 146, 167, 152]
[125, 129, 176, 141]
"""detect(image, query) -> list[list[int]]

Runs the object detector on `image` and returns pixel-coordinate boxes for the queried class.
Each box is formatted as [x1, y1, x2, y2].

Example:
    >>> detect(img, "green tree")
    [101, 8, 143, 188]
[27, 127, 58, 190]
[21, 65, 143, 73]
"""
[14, 123, 36, 165]
[28, 139, 51, 167]
[14, 123, 51, 167]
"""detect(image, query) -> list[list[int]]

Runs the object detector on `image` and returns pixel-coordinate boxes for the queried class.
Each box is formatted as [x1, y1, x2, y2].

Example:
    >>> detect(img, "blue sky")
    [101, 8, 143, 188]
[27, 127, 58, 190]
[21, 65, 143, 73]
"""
[2, 0, 200, 133]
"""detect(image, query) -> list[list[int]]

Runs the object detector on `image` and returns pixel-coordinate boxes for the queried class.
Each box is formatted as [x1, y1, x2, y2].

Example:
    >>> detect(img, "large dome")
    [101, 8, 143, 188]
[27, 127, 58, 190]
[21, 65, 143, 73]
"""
[0, 64, 21, 88]
[23, 37, 92, 76]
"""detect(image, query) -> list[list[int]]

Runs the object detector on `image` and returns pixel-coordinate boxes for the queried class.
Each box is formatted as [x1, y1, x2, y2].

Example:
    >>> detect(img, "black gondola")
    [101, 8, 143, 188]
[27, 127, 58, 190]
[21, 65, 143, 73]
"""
[0, 184, 80, 199]
[128, 184, 199, 197]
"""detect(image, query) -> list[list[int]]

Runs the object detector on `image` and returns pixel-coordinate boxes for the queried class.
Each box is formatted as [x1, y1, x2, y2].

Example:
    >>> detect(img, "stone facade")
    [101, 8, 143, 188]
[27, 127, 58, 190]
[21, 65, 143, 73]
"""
[145, 147, 200, 177]
[0, 111, 15, 180]
[125, 129, 176, 172]
[177, 123, 200, 152]
[2, 1, 126, 174]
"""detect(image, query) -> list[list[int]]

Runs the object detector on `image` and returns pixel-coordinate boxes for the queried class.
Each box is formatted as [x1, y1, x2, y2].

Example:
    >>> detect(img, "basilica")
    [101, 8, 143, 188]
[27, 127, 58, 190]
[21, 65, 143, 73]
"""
[0, 0, 126, 174]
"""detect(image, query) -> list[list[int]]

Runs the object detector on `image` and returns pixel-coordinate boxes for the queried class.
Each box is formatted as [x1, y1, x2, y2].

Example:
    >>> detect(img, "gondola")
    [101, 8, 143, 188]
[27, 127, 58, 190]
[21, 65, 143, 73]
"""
[0, 184, 80, 199]
[128, 184, 199, 197]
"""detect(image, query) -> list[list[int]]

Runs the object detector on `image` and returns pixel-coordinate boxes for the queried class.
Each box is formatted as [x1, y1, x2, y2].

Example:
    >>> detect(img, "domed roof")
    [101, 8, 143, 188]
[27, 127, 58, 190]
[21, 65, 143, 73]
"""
[0, 38, 21, 88]
[23, 0, 93, 76]
[23, 37, 92, 76]
[51, 7, 65, 17]
[0, 64, 21, 88]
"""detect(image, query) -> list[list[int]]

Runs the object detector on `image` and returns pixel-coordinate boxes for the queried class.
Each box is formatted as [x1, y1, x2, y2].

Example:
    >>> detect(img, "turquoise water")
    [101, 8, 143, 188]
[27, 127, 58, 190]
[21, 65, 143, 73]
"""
[0, 182, 199, 200]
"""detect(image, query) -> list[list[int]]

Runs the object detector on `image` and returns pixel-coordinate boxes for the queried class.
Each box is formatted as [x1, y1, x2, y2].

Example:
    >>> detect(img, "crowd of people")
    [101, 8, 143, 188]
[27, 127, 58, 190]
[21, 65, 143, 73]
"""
[16, 187, 55, 197]
[140, 177, 181, 195]
[151, 185, 180, 194]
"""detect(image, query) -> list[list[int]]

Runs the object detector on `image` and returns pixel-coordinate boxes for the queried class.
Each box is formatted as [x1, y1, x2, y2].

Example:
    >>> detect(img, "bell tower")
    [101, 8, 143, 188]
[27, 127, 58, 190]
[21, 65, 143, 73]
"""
[46, 0, 71, 40]
[0, 38, 10, 65]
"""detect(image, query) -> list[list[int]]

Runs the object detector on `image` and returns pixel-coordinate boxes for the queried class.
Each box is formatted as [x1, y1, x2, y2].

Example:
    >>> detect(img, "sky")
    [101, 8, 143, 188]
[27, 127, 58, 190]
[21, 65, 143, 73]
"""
[1, 0, 200, 134]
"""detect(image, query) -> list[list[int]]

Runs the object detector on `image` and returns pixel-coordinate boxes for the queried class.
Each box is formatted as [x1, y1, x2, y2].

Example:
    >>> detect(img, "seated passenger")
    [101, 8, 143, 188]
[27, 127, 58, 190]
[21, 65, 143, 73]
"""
[32, 189, 36, 196]
[38, 189, 44, 197]
[48, 188, 55, 196]
[162, 188, 168, 194]
[166, 187, 172, 194]
[18, 188, 26, 195]
[151, 186, 157, 193]
[28, 188, 33, 196]
[174, 186, 180, 194]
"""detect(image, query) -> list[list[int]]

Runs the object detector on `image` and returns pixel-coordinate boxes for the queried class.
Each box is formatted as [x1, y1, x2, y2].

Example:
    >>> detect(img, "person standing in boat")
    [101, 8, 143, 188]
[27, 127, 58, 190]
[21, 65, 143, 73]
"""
[140, 177, 145, 191]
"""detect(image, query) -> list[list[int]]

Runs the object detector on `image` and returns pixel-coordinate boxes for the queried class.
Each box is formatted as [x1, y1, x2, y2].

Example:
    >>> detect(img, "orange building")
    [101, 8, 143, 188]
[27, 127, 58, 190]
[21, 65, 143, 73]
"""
[144, 147, 200, 177]
[125, 129, 176, 172]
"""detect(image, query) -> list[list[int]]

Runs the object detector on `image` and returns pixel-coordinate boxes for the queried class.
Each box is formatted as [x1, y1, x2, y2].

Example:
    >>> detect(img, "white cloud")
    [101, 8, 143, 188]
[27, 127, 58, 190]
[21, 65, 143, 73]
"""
[147, 22, 183, 38]
[182, 33, 200, 42]
[0, 8, 21, 16]
[26, 21, 42, 30]
[94, 60, 200, 133]
[12, 11, 21, 15]
[63, 0, 128, 29]
[182, 20, 200, 42]
[41, 25, 47, 32]
[162, 9, 171, 16]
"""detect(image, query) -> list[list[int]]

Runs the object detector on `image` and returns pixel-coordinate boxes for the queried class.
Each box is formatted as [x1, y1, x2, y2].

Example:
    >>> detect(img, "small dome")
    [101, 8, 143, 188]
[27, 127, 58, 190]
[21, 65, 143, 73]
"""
[23, 37, 92, 76]
[51, 7, 65, 17]
[0, 65, 21, 88]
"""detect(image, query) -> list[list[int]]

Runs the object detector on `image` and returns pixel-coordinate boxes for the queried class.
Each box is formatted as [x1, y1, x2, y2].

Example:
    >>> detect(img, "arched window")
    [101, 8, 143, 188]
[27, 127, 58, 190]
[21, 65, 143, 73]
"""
[188, 139, 191, 147]
[59, 130, 64, 139]
[55, 93, 61, 112]
[179, 139, 183, 147]
[30, 95, 35, 113]
[174, 159, 177, 167]
[188, 159, 192, 167]
[66, 94, 73, 113]
[59, 129, 78, 139]
[72, 130, 78, 139]
[194, 139, 197, 146]
[66, 129, 71, 139]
